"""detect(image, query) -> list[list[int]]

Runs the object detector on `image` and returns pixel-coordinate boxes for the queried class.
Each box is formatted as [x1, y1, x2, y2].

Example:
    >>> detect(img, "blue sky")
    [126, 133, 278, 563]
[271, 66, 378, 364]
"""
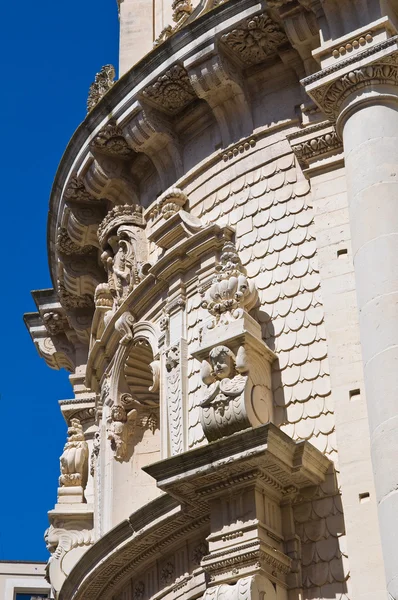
[0, 0, 118, 560]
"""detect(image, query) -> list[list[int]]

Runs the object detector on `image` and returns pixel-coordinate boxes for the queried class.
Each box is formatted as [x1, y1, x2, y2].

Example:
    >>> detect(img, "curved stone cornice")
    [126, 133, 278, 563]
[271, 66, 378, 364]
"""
[46, 0, 301, 290]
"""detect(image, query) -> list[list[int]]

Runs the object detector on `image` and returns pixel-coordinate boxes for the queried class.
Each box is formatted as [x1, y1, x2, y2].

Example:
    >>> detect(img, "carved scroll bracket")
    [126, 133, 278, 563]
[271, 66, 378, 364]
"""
[184, 44, 253, 147]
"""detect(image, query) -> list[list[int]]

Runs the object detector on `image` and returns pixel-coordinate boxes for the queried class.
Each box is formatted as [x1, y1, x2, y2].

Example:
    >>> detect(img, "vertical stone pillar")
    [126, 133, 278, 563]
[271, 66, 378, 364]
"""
[338, 91, 398, 600]
[305, 40, 398, 597]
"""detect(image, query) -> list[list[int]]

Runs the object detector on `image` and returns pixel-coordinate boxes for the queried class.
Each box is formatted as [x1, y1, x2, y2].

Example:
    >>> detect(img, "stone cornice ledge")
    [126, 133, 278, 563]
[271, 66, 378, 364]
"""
[144, 423, 331, 501]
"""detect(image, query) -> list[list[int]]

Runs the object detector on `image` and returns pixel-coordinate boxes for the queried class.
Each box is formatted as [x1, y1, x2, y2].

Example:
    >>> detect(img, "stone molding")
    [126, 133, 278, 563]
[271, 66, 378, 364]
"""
[287, 122, 343, 170]
[303, 36, 398, 122]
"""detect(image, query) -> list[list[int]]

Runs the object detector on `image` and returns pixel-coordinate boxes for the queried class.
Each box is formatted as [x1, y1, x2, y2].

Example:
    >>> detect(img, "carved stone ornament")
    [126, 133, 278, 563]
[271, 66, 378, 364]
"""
[193, 241, 275, 442]
[87, 64, 116, 113]
[288, 123, 343, 169]
[142, 65, 196, 115]
[90, 429, 101, 477]
[58, 418, 89, 504]
[146, 187, 202, 249]
[221, 13, 287, 66]
[90, 122, 134, 158]
[172, 0, 192, 22]
[97, 205, 149, 310]
[97, 204, 144, 248]
[64, 177, 93, 204]
[44, 522, 94, 592]
[57, 281, 94, 310]
[202, 240, 258, 328]
[165, 344, 185, 455]
[56, 227, 95, 256]
[203, 575, 277, 600]
[198, 343, 270, 441]
[107, 404, 138, 460]
[303, 39, 398, 121]
[43, 311, 69, 336]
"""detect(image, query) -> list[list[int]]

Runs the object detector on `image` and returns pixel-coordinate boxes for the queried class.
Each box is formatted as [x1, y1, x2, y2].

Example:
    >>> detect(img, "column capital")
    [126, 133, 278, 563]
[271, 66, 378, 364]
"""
[302, 36, 398, 132]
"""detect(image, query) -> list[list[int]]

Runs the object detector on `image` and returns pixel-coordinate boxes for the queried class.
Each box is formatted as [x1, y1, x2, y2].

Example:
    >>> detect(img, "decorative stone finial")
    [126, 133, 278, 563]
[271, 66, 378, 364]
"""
[202, 241, 258, 327]
[172, 0, 193, 23]
[58, 418, 88, 503]
[87, 64, 115, 113]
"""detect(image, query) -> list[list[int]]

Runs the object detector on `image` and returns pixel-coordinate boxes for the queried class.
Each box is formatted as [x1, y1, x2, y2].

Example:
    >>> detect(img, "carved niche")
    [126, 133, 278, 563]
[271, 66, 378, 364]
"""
[104, 313, 160, 461]
[192, 241, 276, 442]
[97, 205, 150, 315]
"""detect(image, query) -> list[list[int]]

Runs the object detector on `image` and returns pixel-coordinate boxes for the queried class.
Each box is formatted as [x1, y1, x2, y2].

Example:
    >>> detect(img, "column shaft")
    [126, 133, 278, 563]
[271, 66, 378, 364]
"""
[342, 97, 398, 598]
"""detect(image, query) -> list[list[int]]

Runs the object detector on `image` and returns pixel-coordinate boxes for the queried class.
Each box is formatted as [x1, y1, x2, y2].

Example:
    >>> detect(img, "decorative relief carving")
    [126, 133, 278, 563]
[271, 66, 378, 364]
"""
[201, 241, 258, 328]
[147, 187, 187, 221]
[45, 523, 94, 590]
[202, 575, 277, 600]
[107, 404, 138, 460]
[191, 541, 208, 566]
[142, 65, 196, 115]
[146, 187, 202, 249]
[199, 345, 252, 441]
[221, 13, 287, 65]
[160, 561, 175, 585]
[97, 204, 144, 246]
[222, 139, 256, 161]
[58, 281, 94, 310]
[134, 581, 145, 600]
[289, 125, 343, 169]
[311, 60, 398, 120]
[165, 344, 184, 455]
[58, 419, 89, 503]
[56, 228, 94, 256]
[90, 122, 134, 158]
[90, 429, 101, 477]
[87, 64, 115, 112]
[64, 177, 93, 204]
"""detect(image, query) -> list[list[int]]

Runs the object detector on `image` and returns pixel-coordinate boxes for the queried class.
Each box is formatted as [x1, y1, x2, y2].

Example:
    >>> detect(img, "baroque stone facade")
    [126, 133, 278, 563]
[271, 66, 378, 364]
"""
[24, 1, 398, 600]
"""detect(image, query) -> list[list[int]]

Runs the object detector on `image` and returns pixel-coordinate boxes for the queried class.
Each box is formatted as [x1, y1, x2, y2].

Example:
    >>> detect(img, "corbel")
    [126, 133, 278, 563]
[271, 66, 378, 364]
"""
[57, 253, 105, 298]
[184, 43, 254, 147]
[122, 102, 183, 190]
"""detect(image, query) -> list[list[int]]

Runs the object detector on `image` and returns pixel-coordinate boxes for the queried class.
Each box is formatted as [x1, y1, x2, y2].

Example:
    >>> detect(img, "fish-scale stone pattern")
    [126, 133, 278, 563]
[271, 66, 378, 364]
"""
[294, 478, 351, 599]
[186, 151, 336, 463]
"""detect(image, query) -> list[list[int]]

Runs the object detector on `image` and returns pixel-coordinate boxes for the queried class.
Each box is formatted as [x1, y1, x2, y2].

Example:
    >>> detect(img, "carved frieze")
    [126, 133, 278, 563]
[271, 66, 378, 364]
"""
[288, 123, 343, 169]
[221, 13, 288, 66]
[87, 64, 115, 112]
[142, 65, 196, 115]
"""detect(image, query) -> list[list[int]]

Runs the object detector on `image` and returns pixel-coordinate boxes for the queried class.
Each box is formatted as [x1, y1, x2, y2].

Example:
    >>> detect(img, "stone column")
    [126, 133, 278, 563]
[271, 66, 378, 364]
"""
[305, 40, 398, 597]
[338, 87, 398, 600]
